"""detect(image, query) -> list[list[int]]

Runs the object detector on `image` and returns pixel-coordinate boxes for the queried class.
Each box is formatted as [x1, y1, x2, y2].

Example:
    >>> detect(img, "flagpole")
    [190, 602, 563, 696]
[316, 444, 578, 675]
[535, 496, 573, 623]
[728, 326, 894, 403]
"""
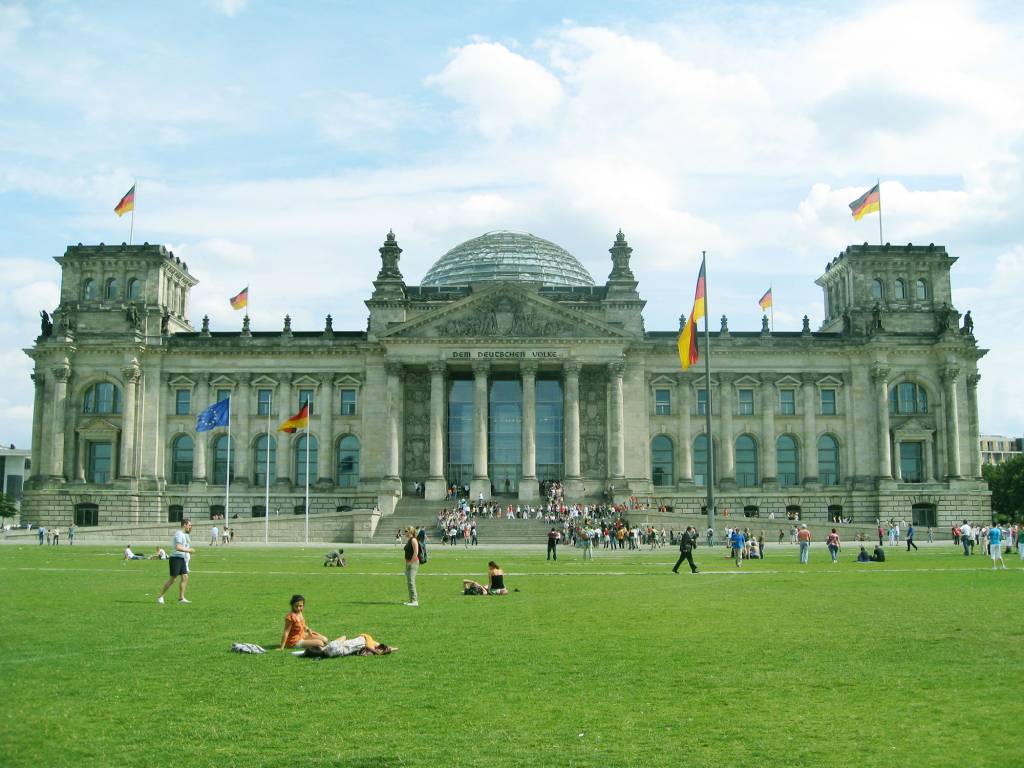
[264, 407, 271, 545]
[769, 285, 774, 332]
[877, 178, 883, 246]
[701, 251, 715, 533]
[129, 180, 136, 246]
[304, 421, 310, 545]
[225, 396, 231, 526]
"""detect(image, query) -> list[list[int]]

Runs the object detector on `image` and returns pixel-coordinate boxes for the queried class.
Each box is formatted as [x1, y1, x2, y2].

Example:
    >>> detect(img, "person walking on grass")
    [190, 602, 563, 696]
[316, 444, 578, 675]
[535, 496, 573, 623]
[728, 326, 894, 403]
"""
[906, 523, 919, 552]
[157, 519, 195, 604]
[68, 524, 76, 546]
[547, 527, 560, 561]
[403, 527, 420, 607]
[672, 526, 699, 574]
[960, 521, 972, 556]
[988, 525, 1007, 570]
[827, 528, 841, 563]
[797, 524, 811, 564]
[730, 527, 745, 568]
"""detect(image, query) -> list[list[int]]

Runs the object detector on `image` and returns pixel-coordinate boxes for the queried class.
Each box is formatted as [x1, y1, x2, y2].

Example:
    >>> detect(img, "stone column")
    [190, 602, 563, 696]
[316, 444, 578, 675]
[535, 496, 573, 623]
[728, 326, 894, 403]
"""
[871, 365, 892, 480]
[30, 371, 45, 478]
[923, 438, 934, 482]
[942, 366, 961, 479]
[50, 361, 71, 481]
[801, 373, 818, 484]
[608, 362, 626, 480]
[317, 373, 335, 485]
[275, 374, 291, 485]
[193, 373, 209, 483]
[385, 363, 403, 481]
[470, 362, 490, 498]
[675, 373, 692, 484]
[718, 374, 735, 486]
[760, 375, 777, 487]
[233, 374, 250, 483]
[75, 434, 86, 482]
[563, 363, 582, 490]
[519, 362, 538, 500]
[426, 362, 447, 500]
[893, 440, 903, 481]
[967, 374, 982, 478]
[119, 362, 141, 478]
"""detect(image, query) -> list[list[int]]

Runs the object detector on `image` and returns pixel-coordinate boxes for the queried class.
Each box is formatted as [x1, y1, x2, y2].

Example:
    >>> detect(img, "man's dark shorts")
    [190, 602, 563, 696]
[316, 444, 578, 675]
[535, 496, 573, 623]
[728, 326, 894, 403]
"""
[169, 556, 189, 577]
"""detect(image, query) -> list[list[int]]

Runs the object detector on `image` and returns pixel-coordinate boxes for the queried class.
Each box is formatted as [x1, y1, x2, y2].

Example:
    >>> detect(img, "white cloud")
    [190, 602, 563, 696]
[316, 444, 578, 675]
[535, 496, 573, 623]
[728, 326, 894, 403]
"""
[211, 0, 247, 17]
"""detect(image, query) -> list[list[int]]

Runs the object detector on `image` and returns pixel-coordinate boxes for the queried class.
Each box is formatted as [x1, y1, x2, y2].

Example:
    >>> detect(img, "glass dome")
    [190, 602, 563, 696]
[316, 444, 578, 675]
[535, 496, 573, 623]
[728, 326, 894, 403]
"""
[421, 231, 595, 288]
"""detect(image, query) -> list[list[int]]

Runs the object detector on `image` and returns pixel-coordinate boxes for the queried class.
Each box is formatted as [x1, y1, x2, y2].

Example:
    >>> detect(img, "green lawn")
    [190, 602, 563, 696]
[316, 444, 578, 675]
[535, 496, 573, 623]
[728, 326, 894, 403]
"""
[0, 540, 1019, 767]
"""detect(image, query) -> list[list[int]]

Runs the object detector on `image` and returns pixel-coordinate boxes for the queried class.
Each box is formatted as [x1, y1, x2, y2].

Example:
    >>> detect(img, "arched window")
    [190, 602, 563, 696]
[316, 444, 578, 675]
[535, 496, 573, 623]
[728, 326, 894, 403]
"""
[127, 278, 141, 299]
[894, 279, 906, 299]
[212, 435, 234, 485]
[105, 277, 119, 300]
[295, 434, 318, 485]
[735, 435, 758, 487]
[916, 279, 928, 300]
[651, 435, 674, 487]
[337, 435, 360, 487]
[777, 435, 800, 487]
[254, 434, 276, 485]
[889, 382, 928, 414]
[83, 279, 97, 300]
[171, 435, 193, 484]
[870, 279, 883, 301]
[83, 382, 122, 414]
[693, 435, 716, 487]
[817, 435, 840, 486]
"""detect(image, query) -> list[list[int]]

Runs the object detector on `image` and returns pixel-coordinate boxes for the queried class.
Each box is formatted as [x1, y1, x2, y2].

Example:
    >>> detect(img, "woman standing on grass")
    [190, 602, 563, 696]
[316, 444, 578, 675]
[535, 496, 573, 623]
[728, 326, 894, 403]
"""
[279, 594, 328, 651]
[827, 528, 842, 563]
[403, 527, 420, 607]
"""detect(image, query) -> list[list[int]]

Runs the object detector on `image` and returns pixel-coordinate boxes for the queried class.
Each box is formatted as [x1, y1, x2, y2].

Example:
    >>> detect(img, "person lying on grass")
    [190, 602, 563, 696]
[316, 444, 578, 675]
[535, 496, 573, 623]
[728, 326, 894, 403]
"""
[278, 594, 329, 651]
[463, 561, 509, 595]
[302, 633, 398, 657]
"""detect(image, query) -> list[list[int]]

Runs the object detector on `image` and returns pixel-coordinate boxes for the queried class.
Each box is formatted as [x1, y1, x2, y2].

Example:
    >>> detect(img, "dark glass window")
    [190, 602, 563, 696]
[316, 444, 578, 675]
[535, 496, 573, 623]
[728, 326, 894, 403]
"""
[257, 389, 273, 416]
[254, 434, 276, 485]
[890, 382, 928, 414]
[296, 434, 318, 485]
[337, 435, 359, 487]
[779, 389, 795, 416]
[446, 379, 474, 487]
[171, 435, 193, 484]
[735, 435, 758, 487]
[168, 505, 184, 523]
[87, 441, 113, 483]
[738, 389, 754, 416]
[127, 278, 141, 299]
[871, 279, 883, 300]
[535, 379, 563, 482]
[651, 435, 674, 487]
[916, 279, 928, 300]
[820, 389, 836, 415]
[818, 435, 839, 485]
[74, 503, 99, 526]
[212, 435, 234, 485]
[489, 378, 522, 494]
[299, 388, 314, 416]
[340, 389, 357, 416]
[175, 389, 191, 416]
[105, 278, 119, 300]
[83, 279, 97, 300]
[777, 435, 799, 487]
[895, 279, 906, 299]
[216, 388, 231, 404]
[900, 442, 923, 482]
[654, 388, 671, 415]
[84, 382, 122, 414]
[697, 389, 708, 416]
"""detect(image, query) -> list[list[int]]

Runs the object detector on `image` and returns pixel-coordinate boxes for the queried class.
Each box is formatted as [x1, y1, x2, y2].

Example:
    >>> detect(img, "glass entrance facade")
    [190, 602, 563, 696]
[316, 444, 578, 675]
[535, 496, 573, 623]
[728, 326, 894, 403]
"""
[489, 378, 522, 494]
[446, 378, 474, 487]
[536, 378, 563, 481]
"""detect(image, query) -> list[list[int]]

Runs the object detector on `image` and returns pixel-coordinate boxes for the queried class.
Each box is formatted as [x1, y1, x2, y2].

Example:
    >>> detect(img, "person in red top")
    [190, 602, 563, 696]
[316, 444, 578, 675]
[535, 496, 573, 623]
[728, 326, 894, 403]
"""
[826, 528, 842, 563]
[278, 594, 328, 651]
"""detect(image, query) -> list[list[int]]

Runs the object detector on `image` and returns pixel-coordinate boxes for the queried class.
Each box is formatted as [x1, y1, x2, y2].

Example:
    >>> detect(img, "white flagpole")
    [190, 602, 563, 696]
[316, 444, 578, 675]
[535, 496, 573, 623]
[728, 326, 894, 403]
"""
[877, 178, 884, 246]
[129, 180, 136, 246]
[264, 406, 271, 545]
[224, 397, 231, 525]
[304, 419, 310, 545]
[770, 285, 774, 332]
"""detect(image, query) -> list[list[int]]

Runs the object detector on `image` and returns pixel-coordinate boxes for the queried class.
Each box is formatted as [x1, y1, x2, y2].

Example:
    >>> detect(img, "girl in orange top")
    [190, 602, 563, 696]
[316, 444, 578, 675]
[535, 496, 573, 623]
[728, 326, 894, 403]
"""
[279, 594, 329, 650]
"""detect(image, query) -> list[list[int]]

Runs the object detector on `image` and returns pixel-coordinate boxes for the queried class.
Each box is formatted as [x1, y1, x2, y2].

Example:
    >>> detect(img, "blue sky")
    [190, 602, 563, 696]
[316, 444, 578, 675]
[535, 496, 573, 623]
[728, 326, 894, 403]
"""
[2, 0, 1023, 447]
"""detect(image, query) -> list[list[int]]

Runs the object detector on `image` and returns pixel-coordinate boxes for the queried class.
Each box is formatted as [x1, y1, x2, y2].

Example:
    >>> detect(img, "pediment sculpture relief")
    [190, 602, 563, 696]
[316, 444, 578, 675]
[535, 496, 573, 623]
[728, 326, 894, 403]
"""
[429, 295, 578, 339]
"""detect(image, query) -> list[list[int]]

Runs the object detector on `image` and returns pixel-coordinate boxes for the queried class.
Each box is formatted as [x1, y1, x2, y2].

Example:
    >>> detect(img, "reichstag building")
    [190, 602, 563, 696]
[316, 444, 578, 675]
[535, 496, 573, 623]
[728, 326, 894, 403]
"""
[23, 230, 990, 529]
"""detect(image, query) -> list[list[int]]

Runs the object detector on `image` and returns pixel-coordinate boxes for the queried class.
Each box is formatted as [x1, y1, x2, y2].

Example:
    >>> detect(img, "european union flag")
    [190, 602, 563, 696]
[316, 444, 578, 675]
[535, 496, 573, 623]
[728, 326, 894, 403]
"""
[196, 399, 230, 432]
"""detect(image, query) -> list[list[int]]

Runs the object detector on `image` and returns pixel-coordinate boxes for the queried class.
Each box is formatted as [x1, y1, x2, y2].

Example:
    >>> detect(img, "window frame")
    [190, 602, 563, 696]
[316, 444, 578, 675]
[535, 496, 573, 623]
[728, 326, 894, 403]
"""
[651, 434, 674, 487]
[257, 388, 273, 417]
[299, 388, 315, 416]
[86, 441, 114, 484]
[340, 388, 357, 416]
[738, 388, 754, 416]
[820, 388, 837, 416]
[337, 435, 360, 487]
[175, 388, 191, 416]
[654, 388, 671, 416]
[779, 389, 796, 416]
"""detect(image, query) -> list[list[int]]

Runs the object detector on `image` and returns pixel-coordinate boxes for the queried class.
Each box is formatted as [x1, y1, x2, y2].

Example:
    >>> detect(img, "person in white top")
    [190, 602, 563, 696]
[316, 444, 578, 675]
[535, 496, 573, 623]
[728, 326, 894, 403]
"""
[959, 521, 972, 556]
[210, 525, 219, 546]
[157, 519, 195, 604]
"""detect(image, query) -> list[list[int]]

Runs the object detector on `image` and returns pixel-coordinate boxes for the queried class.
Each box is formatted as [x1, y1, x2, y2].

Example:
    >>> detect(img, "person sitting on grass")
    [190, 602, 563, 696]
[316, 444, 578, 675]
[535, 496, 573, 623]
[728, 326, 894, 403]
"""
[278, 594, 329, 651]
[463, 561, 509, 595]
[870, 545, 886, 562]
[123, 545, 145, 561]
[148, 547, 168, 560]
[857, 546, 870, 562]
[323, 549, 347, 567]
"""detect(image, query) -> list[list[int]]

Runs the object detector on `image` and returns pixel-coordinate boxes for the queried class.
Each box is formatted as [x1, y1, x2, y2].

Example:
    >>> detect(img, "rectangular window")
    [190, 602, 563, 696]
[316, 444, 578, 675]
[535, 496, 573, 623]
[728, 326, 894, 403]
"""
[654, 388, 671, 415]
[216, 388, 231, 404]
[257, 388, 273, 416]
[87, 441, 113, 484]
[299, 388, 314, 416]
[340, 388, 357, 416]
[175, 389, 191, 416]
[697, 389, 708, 416]
[900, 442, 924, 483]
[780, 389, 796, 415]
[738, 389, 754, 416]
[820, 389, 837, 415]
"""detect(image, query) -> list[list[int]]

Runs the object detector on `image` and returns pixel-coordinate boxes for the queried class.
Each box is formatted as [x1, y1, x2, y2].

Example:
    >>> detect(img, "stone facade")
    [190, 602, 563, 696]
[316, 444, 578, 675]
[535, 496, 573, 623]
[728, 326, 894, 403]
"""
[22, 234, 991, 532]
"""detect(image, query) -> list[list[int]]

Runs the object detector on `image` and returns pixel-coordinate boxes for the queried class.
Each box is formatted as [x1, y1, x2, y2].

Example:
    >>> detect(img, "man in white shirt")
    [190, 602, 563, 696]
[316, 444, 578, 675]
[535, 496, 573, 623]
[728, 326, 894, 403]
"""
[959, 521, 972, 556]
[210, 524, 219, 547]
[157, 519, 195, 604]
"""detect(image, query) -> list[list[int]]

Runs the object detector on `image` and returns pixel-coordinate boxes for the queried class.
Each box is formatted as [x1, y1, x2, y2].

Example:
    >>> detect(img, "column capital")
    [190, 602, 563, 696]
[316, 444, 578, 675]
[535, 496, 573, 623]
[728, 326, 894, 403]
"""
[235, 372, 251, 385]
[196, 371, 211, 385]
[122, 365, 141, 384]
[607, 361, 625, 377]
[520, 361, 538, 376]
[870, 364, 890, 384]
[718, 372, 737, 385]
[563, 361, 582, 375]
[472, 361, 490, 376]
[52, 363, 71, 383]
[966, 373, 981, 389]
[759, 373, 777, 387]
[386, 362, 405, 378]
[318, 372, 334, 387]
[428, 361, 447, 376]
[800, 372, 817, 386]
[941, 365, 960, 383]
[277, 372, 292, 386]
[31, 371, 45, 387]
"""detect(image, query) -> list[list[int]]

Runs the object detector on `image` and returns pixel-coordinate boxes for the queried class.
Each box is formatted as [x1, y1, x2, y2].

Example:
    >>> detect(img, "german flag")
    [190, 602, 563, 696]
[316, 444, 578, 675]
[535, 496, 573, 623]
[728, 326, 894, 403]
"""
[229, 286, 248, 310]
[849, 183, 880, 221]
[114, 184, 135, 217]
[277, 403, 309, 433]
[678, 256, 706, 371]
[758, 288, 772, 310]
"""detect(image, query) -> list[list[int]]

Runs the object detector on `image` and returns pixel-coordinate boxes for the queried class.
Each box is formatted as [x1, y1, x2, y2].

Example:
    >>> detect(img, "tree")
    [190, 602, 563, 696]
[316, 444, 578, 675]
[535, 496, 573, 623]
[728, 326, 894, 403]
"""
[983, 455, 1024, 522]
[0, 493, 18, 527]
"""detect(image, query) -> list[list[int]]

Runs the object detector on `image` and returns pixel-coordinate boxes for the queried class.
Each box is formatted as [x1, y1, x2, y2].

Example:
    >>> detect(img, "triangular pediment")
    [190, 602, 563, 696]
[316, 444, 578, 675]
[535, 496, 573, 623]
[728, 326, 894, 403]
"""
[333, 375, 363, 389]
[648, 374, 677, 386]
[381, 284, 632, 341]
[775, 375, 801, 388]
[733, 375, 761, 388]
[168, 375, 196, 389]
[250, 375, 278, 388]
[77, 416, 121, 435]
[893, 417, 935, 437]
[817, 374, 844, 388]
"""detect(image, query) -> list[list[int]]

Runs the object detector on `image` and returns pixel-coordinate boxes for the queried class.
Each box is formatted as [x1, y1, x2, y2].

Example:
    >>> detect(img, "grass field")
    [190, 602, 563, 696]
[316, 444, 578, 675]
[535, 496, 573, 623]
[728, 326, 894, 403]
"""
[1, 540, 1020, 768]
